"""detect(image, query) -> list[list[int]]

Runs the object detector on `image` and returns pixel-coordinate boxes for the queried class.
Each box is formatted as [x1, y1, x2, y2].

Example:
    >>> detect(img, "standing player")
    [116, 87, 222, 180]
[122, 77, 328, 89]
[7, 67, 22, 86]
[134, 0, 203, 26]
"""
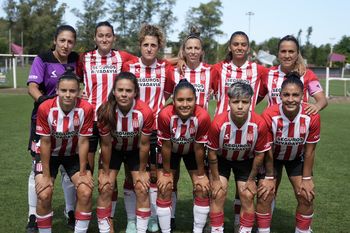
[211, 31, 267, 228]
[76, 21, 137, 232]
[26, 25, 79, 232]
[207, 82, 271, 233]
[258, 35, 327, 114]
[164, 27, 213, 228]
[257, 73, 320, 233]
[123, 24, 172, 232]
[157, 79, 211, 233]
[95, 72, 154, 233]
[35, 68, 94, 233]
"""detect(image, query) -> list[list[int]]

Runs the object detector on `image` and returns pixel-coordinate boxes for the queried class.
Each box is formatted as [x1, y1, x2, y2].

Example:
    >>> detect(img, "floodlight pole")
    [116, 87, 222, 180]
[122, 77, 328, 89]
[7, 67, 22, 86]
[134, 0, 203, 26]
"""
[246, 11, 255, 38]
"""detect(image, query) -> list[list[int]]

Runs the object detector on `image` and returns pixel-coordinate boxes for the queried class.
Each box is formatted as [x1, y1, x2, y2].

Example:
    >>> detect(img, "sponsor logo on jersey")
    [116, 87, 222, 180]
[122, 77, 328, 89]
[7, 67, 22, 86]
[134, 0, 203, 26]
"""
[224, 134, 230, 140]
[223, 143, 251, 151]
[51, 70, 58, 78]
[36, 125, 43, 131]
[52, 130, 79, 139]
[171, 136, 194, 145]
[52, 120, 57, 127]
[275, 137, 304, 145]
[113, 130, 139, 138]
[29, 75, 38, 80]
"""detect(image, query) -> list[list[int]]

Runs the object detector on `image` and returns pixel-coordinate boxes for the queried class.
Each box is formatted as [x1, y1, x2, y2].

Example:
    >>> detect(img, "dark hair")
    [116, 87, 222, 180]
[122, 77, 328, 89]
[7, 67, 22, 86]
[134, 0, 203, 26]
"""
[52, 25, 76, 50]
[281, 71, 304, 92]
[95, 21, 115, 36]
[178, 26, 204, 62]
[58, 66, 79, 86]
[97, 72, 139, 130]
[278, 35, 299, 52]
[227, 81, 253, 99]
[173, 79, 196, 98]
[225, 31, 250, 62]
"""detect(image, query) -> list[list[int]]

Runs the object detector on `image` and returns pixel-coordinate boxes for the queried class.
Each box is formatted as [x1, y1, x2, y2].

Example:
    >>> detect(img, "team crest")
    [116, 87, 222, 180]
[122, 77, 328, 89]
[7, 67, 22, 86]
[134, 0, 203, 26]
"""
[132, 119, 139, 128]
[247, 132, 253, 142]
[300, 124, 306, 134]
[189, 127, 196, 135]
[246, 69, 252, 78]
[200, 73, 206, 81]
[111, 57, 118, 64]
[73, 116, 80, 127]
[156, 68, 161, 76]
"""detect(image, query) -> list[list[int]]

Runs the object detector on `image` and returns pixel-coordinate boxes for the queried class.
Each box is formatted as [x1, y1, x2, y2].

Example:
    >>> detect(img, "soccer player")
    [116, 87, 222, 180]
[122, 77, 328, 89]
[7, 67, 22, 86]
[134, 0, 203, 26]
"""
[76, 21, 137, 232]
[34, 67, 94, 233]
[96, 72, 154, 233]
[211, 31, 267, 228]
[207, 82, 271, 233]
[157, 79, 211, 233]
[258, 35, 328, 114]
[26, 25, 79, 232]
[123, 24, 172, 232]
[257, 73, 320, 233]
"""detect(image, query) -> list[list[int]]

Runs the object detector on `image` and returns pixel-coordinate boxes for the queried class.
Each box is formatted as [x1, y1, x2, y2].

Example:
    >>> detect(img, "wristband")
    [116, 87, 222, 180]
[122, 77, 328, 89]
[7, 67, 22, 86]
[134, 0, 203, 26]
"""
[265, 176, 275, 180]
[197, 175, 205, 179]
[302, 176, 312, 180]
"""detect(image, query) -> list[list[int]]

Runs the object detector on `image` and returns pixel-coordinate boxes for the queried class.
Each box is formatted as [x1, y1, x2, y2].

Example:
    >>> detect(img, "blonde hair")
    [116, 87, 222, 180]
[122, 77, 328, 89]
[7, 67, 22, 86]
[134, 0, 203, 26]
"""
[138, 24, 165, 49]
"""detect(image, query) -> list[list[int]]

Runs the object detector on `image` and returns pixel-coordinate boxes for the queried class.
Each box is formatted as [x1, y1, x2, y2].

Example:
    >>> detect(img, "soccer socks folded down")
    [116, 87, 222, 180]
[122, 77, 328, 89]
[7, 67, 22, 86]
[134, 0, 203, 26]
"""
[97, 205, 112, 233]
[193, 197, 210, 233]
[36, 212, 53, 233]
[210, 211, 224, 233]
[75, 211, 92, 233]
[295, 212, 313, 233]
[136, 208, 151, 233]
[239, 212, 255, 233]
[256, 212, 272, 233]
[156, 199, 172, 233]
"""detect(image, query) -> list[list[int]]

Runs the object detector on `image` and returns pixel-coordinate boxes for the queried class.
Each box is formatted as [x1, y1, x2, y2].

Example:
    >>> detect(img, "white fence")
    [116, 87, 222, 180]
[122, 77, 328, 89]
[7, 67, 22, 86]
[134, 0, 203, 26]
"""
[0, 54, 36, 88]
[325, 67, 350, 98]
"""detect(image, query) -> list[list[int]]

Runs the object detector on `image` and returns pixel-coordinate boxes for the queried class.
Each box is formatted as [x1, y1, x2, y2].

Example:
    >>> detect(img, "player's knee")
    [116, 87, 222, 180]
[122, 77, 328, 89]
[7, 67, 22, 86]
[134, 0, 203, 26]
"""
[77, 185, 92, 202]
[37, 187, 53, 203]
[296, 195, 313, 208]
[240, 189, 255, 203]
[214, 188, 227, 203]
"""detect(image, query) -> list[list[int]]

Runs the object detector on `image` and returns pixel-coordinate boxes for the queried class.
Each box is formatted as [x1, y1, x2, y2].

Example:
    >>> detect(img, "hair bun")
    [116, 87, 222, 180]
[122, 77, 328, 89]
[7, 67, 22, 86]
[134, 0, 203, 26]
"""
[189, 26, 200, 38]
[65, 65, 75, 73]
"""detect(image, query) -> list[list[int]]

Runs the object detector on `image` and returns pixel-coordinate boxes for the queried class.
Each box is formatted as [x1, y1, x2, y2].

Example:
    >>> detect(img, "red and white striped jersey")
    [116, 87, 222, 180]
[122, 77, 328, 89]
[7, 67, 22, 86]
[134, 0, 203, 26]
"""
[98, 99, 154, 151]
[165, 63, 213, 110]
[123, 58, 169, 129]
[212, 60, 266, 114]
[207, 111, 270, 161]
[259, 66, 323, 107]
[262, 103, 321, 161]
[77, 49, 136, 120]
[36, 97, 94, 157]
[157, 105, 210, 155]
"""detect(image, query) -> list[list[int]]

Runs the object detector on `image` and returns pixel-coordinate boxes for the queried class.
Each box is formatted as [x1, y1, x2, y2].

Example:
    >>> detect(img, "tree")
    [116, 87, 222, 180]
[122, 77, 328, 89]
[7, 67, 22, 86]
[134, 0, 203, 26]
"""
[180, 0, 223, 63]
[109, 0, 177, 54]
[72, 0, 107, 51]
[333, 36, 350, 63]
[3, 0, 67, 54]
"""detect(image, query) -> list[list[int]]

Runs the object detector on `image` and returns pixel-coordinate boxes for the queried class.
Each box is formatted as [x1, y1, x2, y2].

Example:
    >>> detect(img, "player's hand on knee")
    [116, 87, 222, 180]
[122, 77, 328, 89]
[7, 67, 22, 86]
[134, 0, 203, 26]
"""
[241, 179, 257, 196]
[298, 179, 315, 203]
[77, 172, 94, 190]
[36, 175, 53, 195]
[98, 171, 111, 192]
[193, 174, 210, 194]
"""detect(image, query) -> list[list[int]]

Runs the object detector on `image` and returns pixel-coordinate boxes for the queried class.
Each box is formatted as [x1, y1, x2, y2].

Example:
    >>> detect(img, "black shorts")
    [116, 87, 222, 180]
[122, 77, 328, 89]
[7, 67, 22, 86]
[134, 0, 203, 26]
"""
[89, 121, 100, 153]
[28, 118, 40, 157]
[274, 156, 304, 177]
[218, 156, 253, 182]
[34, 154, 90, 179]
[149, 131, 158, 165]
[157, 151, 198, 171]
[109, 148, 140, 171]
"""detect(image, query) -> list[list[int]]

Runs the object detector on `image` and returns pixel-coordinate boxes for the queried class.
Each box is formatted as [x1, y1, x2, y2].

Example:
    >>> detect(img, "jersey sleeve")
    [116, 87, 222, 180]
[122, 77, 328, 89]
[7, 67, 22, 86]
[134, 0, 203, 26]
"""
[255, 119, 271, 153]
[97, 121, 110, 137]
[164, 65, 175, 95]
[210, 63, 220, 98]
[76, 53, 85, 80]
[261, 108, 274, 144]
[36, 103, 50, 136]
[80, 103, 94, 136]
[141, 105, 154, 135]
[305, 70, 323, 96]
[258, 68, 269, 98]
[195, 110, 210, 143]
[27, 56, 45, 85]
[207, 116, 221, 150]
[120, 50, 137, 64]
[306, 114, 321, 143]
[157, 108, 171, 141]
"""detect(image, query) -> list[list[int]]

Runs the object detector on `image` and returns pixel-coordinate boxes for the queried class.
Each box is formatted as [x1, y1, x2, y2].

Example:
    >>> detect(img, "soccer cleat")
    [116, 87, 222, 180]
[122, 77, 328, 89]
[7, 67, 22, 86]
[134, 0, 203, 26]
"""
[147, 216, 159, 232]
[64, 210, 75, 230]
[126, 219, 137, 233]
[26, 214, 38, 233]
[171, 218, 176, 231]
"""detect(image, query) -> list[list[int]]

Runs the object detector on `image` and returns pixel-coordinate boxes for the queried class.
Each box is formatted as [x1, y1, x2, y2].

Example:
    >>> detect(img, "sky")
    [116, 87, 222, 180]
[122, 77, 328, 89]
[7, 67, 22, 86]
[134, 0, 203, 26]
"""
[2, 0, 349, 47]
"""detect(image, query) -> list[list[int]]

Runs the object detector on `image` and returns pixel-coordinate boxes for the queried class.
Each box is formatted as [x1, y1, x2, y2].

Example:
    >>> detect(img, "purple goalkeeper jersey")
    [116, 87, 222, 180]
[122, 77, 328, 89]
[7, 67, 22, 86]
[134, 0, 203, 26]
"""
[27, 51, 79, 119]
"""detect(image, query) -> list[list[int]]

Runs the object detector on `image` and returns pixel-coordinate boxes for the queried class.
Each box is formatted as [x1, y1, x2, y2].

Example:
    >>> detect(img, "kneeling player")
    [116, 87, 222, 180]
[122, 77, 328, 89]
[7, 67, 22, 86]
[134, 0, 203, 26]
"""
[34, 68, 94, 233]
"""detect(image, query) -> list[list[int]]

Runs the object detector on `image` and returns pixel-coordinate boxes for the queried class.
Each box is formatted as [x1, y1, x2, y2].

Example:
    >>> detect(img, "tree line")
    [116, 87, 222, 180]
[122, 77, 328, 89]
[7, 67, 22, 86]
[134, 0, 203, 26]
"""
[1, 0, 349, 66]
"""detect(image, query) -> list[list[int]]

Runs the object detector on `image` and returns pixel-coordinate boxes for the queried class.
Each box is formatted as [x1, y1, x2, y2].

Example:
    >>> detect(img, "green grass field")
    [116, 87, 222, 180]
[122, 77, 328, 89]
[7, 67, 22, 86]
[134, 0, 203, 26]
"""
[1, 65, 350, 232]
[0, 92, 349, 232]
